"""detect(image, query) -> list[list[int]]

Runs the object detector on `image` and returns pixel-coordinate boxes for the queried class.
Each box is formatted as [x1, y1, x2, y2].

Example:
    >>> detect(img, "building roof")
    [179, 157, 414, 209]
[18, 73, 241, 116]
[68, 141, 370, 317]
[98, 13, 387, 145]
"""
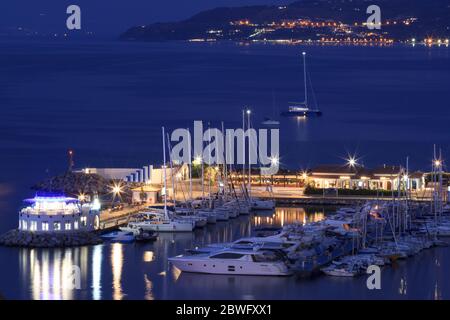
[310, 164, 360, 175]
[371, 165, 402, 176]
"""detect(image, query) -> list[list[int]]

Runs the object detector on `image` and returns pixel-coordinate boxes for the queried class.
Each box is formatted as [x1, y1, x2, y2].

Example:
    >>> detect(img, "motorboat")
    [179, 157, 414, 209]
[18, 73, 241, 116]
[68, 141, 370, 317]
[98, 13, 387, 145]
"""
[169, 249, 292, 276]
[135, 230, 158, 242]
[101, 231, 135, 244]
[321, 262, 363, 277]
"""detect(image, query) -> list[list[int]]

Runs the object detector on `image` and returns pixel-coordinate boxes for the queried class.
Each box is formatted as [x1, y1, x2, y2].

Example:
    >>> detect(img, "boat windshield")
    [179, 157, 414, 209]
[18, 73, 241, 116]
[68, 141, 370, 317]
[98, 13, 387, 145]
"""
[209, 252, 246, 260]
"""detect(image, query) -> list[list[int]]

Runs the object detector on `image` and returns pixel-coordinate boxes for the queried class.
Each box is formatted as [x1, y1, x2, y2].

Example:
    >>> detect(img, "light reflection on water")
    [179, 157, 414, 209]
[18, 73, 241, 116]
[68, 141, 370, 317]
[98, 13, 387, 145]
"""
[253, 207, 325, 228]
[7, 206, 449, 300]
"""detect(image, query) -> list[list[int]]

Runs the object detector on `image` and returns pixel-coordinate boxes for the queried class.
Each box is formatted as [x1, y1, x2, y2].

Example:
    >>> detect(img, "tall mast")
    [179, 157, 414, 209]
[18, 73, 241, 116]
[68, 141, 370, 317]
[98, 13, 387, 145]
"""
[222, 121, 227, 195]
[167, 133, 176, 207]
[188, 128, 193, 202]
[208, 123, 212, 206]
[247, 109, 251, 200]
[242, 109, 245, 183]
[162, 127, 168, 219]
[302, 51, 307, 106]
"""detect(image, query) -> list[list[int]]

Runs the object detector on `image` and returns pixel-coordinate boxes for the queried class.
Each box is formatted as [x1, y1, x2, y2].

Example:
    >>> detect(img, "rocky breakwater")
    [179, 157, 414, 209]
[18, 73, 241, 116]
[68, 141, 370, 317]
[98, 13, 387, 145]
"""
[0, 229, 103, 248]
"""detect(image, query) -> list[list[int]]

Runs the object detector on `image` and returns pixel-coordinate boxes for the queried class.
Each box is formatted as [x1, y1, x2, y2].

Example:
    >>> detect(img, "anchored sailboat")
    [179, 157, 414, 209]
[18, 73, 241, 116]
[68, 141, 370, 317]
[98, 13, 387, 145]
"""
[281, 52, 322, 117]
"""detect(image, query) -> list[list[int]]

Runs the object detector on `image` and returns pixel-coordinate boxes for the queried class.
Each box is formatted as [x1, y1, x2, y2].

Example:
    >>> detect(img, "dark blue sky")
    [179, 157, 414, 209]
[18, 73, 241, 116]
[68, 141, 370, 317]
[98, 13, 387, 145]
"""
[0, 0, 289, 36]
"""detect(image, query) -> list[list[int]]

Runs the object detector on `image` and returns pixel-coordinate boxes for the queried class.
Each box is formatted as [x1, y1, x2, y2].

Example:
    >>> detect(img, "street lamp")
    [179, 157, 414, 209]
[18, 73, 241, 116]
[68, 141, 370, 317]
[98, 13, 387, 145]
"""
[270, 156, 279, 166]
[347, 156, 357, 168]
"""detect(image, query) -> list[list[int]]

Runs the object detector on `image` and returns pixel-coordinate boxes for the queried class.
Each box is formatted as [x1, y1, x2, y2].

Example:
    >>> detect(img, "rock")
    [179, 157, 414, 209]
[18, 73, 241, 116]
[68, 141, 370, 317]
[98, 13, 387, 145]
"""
[0, 230, 103, 248]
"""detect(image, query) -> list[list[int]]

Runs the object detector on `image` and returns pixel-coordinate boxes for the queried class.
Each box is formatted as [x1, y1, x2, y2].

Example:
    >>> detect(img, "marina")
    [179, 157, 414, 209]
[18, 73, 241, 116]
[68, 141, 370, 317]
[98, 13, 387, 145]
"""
[0, 39, 450, 301]
[0, 205, 449, 300]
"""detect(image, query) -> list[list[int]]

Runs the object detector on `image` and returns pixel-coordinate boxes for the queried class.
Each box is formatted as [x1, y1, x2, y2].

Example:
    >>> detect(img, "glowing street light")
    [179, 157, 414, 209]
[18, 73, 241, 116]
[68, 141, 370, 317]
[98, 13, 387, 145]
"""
[112, 185, 122, 195]
[246, 109, 251, 115]
[347, 157, 357, 167]
[193, 155, 202, 165]
[434, 159, 441, 167]
[270, 156, 279, 166]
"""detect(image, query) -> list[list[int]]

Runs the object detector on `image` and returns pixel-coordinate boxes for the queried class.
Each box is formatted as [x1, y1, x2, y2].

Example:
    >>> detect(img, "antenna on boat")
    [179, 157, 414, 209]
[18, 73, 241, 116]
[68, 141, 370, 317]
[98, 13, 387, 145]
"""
[302, 52, 307, 106]
[162, 126, 169, 220]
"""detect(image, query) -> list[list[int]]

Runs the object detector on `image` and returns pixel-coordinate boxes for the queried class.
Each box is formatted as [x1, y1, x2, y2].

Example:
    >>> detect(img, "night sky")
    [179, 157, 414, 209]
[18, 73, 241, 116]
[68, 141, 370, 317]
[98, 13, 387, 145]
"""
[0, 0, 289, 37]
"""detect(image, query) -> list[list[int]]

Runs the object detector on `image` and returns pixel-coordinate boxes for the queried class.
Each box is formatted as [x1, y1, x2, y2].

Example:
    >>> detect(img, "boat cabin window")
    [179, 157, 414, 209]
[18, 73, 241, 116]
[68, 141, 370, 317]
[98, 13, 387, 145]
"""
[210, 253, 245, 260]
[252, 252, 280, 262]
[234, 241, 253, 245]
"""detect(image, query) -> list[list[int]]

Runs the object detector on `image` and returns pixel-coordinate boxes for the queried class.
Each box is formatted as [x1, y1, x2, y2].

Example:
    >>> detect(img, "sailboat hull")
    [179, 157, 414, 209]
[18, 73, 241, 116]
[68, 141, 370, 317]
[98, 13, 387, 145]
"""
[281, 110, 322, 117]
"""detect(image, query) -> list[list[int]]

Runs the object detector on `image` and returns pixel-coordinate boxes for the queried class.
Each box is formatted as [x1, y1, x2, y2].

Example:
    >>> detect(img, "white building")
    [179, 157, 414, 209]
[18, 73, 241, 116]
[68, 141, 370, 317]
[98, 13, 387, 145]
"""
[18, 193, 101, 232]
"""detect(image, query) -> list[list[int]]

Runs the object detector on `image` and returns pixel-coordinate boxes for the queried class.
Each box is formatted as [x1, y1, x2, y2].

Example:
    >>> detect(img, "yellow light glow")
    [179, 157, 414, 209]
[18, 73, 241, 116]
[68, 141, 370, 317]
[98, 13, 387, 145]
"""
[143, 251, 154, 262]
[193, 156, 202, 165]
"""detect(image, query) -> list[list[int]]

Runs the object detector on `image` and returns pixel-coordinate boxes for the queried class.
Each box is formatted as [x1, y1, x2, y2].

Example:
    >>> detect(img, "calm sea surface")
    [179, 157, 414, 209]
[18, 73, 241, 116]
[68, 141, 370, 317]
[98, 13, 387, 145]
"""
[0, 40, 449, 299]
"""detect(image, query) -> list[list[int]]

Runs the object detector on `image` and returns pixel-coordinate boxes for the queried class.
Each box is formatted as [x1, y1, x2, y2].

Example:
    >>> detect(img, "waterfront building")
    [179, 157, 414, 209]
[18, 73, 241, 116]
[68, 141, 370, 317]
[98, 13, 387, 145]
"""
[131, 185, 161, 204]
[229, 165, 426, 192]
[18, 193, 101, 232]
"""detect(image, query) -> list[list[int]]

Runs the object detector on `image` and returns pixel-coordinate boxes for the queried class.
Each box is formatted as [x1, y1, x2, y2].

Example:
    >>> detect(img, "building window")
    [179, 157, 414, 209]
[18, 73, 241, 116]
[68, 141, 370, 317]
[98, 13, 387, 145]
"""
[22, 220, 28, 231]
[30, 221, 37, 231]
[65, 223, 71, 231]
[80, 216, 87, 227]
[42, 222, 49, 231]
[53, 222, 61, 231]
[74, 221, 79, 230]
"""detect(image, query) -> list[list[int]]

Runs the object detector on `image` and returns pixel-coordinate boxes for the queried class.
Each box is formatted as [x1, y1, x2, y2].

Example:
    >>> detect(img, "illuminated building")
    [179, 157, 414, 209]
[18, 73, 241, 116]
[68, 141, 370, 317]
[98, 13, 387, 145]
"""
[18, 192, 101, 232]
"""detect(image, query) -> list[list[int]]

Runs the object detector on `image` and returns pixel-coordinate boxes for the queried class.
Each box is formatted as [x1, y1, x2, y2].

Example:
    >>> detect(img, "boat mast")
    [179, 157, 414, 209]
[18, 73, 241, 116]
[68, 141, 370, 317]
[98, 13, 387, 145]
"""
[208, 122, 212, 207]
[162, 127, 169, 220]
[247, 109, 251, 200]
[302, 51, 308, 106]
[242, 109, 245, 186]
[222, 121, 227, 197]
[188, 127, 193, 202]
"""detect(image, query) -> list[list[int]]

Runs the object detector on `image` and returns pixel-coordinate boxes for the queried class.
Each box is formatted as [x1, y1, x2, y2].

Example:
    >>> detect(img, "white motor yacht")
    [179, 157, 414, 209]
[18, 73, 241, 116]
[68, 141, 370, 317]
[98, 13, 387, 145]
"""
[169, 249, 292, 276]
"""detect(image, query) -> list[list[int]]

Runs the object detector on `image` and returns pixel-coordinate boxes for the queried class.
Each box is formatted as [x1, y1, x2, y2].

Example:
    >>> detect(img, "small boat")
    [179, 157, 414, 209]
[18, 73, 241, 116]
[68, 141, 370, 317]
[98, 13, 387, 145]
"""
[169, 249, 292, 276]
[262, 118, 280, 126]
[101, 231, 135, 244]
[135, 230, 158, 242]
[321, 262, 363, 277]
